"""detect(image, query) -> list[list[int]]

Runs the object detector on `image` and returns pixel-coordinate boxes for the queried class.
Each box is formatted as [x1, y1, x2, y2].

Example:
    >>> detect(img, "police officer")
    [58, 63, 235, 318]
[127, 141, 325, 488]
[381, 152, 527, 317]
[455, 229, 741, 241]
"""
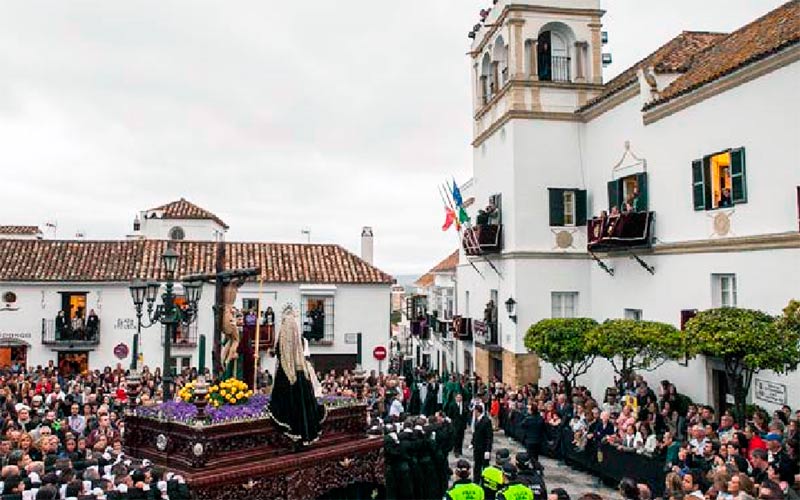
[497, 463, 533, 500]
[445, 459, 484, 500]
[514, 452, 547, 498]
[481, 448, 510, 500]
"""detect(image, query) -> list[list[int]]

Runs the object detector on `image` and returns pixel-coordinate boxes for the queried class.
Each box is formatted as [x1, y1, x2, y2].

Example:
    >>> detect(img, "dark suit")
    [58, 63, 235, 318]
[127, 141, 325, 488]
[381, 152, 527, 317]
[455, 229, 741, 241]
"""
[447, 400, 470, 455]
[521, 412, 545, 462]
[472, 414, 493, 482]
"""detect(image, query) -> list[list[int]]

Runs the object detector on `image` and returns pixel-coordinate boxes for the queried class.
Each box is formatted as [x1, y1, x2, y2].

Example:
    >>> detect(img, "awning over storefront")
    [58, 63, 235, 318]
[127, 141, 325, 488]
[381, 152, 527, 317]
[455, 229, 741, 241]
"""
[0, 338, 31, 347]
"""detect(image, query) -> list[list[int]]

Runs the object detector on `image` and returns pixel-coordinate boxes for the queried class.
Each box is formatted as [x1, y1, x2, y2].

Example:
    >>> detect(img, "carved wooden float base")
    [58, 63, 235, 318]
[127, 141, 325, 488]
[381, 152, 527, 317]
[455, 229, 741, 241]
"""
[124, 404, 385, 499]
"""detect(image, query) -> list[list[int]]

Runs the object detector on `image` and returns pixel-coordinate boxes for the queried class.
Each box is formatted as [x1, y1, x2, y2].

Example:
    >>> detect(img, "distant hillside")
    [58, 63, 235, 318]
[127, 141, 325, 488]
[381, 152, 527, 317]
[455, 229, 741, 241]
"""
[393, 274, 421, 288]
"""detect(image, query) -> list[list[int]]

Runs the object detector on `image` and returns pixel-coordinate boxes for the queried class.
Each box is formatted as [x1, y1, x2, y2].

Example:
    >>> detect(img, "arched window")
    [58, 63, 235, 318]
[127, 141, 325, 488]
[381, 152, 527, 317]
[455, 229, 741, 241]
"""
[169, 226, 185, 241]
[492, 35, 508, 89]
[480, 52, 492, 103]
[537, 23, 576, 82]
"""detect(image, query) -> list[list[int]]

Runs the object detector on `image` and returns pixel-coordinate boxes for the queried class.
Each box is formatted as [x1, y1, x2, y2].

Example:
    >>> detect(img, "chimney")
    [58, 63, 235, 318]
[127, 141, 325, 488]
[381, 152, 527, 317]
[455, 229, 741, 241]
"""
[361, 227, 374, 265]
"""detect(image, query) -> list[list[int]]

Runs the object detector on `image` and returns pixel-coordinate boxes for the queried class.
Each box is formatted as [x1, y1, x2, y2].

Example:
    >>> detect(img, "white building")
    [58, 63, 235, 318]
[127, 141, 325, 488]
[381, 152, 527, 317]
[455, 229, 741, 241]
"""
[456, 0, 800, 412]
[411, 251, 459, 374]
[0, 199, 393, 376]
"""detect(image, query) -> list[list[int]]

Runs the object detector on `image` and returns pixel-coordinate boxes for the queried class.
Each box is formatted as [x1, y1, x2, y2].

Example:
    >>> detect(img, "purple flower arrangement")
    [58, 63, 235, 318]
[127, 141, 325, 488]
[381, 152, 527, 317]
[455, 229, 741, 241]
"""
[136, 394, 358, 426]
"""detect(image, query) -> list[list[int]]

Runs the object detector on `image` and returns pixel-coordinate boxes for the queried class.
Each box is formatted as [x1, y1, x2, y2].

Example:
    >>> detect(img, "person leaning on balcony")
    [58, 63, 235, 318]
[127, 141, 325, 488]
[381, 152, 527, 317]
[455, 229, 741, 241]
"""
[71, 308, 85, 340]
[55, 311, 68, 341]
[85, 309, 99, 341]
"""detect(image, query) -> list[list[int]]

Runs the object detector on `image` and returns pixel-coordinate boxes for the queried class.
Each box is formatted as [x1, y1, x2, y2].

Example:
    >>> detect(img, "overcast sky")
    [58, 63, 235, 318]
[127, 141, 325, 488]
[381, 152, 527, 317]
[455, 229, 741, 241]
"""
[0, 0, 785, 277]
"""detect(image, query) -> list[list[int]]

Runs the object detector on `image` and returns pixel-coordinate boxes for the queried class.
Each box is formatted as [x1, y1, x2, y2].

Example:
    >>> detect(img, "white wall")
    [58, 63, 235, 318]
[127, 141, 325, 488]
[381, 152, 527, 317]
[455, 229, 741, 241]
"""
[460, 40, 800, 413]
[0, 281, 391, 375]
[138, 217, 226, 241]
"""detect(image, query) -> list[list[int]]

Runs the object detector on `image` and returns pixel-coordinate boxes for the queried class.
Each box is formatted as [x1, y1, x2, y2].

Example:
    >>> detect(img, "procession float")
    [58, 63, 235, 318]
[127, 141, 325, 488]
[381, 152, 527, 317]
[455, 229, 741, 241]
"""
[123, 266, 384, 500]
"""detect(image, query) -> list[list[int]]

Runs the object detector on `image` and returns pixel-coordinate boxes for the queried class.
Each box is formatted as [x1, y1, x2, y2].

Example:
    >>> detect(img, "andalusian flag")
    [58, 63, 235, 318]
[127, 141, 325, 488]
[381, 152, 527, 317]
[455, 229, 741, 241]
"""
[458, 206, 470, 224]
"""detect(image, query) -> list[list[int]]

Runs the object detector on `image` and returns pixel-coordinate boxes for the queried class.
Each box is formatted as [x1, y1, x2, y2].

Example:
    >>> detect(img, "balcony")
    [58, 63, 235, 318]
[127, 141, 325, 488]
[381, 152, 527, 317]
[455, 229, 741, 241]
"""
[550, 56, 571, 83]
[160, 321, 199, 348]
[452, 316, 472, 342]
[463, 224, 502, 256]
[42, 319, 100, 348]
[587, 211, 655, 252]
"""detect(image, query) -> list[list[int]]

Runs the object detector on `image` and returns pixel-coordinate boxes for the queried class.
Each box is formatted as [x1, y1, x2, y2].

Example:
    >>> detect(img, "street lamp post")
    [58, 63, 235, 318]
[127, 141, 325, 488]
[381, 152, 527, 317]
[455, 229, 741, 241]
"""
[128, 248, 202, 402]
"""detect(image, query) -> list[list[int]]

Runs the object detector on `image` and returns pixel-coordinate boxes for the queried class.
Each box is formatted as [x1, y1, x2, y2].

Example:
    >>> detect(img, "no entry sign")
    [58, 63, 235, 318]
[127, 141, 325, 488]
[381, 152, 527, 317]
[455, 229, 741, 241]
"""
[373, 345, 387, 361]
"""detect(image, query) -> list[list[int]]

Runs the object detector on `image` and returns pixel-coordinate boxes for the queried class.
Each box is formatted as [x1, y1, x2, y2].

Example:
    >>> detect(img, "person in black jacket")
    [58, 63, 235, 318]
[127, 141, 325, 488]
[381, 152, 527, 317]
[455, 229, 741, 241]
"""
[472, 403, 494, 483]
[515, 452, 547, 499]
[521, 404, 545, 463]
[446, 392, 470, 457]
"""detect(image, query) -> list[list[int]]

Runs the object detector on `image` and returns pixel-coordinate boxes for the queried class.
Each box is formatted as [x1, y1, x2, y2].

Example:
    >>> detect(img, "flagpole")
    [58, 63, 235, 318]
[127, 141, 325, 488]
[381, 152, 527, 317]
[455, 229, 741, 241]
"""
[253, 275, 264, 389]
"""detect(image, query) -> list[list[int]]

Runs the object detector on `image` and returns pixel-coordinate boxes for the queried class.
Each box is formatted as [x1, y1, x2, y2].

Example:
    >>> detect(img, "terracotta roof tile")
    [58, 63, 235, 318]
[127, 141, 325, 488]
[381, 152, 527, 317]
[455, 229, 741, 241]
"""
[415, 273, 434, 288]
[415, 250, 459, 287]
[0, 226, 41, 235]
[644, 1, 800, 110]
[578, 31, 726, 113]
[0, 240, 392, 284]
[149, 198, 229, 229]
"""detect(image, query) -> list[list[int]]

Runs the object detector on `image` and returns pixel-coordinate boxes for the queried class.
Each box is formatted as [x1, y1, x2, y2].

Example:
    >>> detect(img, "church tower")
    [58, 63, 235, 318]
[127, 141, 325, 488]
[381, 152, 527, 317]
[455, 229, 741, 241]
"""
[459, 1, 607, 386]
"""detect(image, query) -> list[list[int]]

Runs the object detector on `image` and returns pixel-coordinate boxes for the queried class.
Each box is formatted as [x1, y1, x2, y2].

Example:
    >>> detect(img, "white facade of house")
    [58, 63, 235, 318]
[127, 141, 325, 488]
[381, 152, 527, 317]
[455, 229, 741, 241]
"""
[456, 0, 800, 412]
[0, 202, 393, 377]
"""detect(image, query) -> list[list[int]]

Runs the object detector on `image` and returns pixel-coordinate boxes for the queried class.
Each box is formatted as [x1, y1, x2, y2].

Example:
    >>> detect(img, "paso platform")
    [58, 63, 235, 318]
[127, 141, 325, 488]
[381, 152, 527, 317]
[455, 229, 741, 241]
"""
[124, 404, 384, 500]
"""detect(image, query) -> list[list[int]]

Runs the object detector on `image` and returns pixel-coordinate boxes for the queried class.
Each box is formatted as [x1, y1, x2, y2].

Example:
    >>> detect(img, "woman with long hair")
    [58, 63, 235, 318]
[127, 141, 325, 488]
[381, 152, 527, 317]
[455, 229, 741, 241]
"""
[268, 305, 326, 446]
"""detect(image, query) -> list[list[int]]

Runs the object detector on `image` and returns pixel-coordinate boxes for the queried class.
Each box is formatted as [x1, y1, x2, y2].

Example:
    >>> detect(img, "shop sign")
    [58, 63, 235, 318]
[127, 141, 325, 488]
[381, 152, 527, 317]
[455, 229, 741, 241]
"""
[113, 318, 138, 331]
[754, 378, 787, 405]
[0, 332, 32, 340]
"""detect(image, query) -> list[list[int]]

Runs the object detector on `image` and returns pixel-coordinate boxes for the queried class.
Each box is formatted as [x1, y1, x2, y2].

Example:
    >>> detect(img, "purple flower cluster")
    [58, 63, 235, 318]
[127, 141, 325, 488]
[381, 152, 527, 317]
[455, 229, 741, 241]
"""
[136, 394, 356, 426]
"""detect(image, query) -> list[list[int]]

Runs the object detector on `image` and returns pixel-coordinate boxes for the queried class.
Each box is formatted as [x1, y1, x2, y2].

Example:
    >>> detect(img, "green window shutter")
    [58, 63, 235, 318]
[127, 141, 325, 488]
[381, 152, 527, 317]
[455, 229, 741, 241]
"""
[607, 180, 620, 210]
[692, 159, 706, 211]
[548, 188, 565, 226]
[635, 172, 648, 212]
[730, 147, 747, 204]
[575, 189, 588, 225]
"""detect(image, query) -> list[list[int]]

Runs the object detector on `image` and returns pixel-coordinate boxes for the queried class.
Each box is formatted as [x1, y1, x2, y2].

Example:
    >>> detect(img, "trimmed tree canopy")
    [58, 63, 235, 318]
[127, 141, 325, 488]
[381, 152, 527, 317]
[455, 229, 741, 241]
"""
[685, 307, 800, 375]
[525, 318, 598, 390]
[685, 307, 800, 425]
[587, 319, 684, 380]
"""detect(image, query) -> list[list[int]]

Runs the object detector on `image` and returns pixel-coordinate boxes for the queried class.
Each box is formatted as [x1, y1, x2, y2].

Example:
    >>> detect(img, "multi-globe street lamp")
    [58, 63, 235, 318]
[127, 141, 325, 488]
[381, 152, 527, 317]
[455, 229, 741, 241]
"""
[128, 248, 203, 401]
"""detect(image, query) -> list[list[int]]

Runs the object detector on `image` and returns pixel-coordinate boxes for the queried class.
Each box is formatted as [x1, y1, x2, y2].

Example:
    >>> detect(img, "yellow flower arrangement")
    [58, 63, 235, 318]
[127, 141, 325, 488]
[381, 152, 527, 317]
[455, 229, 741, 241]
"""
[176, 377, 254, 408]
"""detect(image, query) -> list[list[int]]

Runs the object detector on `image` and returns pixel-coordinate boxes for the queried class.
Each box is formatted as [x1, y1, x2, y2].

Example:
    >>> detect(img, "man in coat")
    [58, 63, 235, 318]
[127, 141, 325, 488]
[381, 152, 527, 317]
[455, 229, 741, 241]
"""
[521, 404, 545, 463]
[447, 392, 470, 457]
[472, 403, 494, 483]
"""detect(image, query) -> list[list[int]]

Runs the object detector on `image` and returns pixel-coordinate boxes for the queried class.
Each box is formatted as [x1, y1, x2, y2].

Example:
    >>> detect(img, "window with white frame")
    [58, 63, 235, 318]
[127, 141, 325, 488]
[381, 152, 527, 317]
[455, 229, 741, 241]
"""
[624, 308, 642, 320]
[301, 295, 335, 345]
[712, 274, 737, 308]
[551, 292, 578, 318]
[563, 190, 575, 226]
[169, 356, 191, 376]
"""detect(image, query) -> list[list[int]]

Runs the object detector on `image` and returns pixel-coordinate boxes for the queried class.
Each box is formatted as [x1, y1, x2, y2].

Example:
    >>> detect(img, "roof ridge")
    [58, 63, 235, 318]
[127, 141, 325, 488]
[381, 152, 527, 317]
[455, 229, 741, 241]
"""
[644, 0, 800, 111]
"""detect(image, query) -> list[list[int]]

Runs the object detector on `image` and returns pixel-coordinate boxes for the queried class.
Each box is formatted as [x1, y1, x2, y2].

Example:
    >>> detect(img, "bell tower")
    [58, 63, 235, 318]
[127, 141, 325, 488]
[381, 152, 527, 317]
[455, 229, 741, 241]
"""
[469, 0, 605, 137]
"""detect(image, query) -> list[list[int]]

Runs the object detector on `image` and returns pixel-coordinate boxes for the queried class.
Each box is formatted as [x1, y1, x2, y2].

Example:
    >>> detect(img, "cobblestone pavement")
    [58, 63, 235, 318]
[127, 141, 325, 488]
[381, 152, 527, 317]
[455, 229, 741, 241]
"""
[450, 427, 622, 499]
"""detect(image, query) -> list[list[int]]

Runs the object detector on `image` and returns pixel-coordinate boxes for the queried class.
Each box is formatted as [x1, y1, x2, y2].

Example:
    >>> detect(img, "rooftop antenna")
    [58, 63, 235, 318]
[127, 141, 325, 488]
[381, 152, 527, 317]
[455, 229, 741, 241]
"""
[301, 228, 311, 243]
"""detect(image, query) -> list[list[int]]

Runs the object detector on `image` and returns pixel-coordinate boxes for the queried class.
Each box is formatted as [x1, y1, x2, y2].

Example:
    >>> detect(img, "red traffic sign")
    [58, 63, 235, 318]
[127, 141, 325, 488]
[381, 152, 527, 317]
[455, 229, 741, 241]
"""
[113, 343, 130, 360]
[373, 346, 387, 361]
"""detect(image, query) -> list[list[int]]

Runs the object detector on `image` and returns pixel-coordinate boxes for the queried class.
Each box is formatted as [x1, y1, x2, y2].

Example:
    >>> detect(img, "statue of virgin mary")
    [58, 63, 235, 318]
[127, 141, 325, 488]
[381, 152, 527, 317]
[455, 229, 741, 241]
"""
[268, 305, 326, 445]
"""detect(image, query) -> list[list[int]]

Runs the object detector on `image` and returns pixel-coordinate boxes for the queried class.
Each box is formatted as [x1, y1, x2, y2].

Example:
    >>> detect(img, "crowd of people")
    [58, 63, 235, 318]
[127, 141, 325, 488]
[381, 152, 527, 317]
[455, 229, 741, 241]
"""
[0, 361, 190, 500]
[340, 366, 800, 500]
[2, 356, 797, 500]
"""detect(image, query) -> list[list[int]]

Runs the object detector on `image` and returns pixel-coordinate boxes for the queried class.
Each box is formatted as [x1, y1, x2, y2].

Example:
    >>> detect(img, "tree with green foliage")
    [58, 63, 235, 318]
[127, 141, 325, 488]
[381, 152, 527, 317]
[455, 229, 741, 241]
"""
[685, 307, 800, 426]
[525, 318, 598, 395]
[587, 319, 685, 385]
